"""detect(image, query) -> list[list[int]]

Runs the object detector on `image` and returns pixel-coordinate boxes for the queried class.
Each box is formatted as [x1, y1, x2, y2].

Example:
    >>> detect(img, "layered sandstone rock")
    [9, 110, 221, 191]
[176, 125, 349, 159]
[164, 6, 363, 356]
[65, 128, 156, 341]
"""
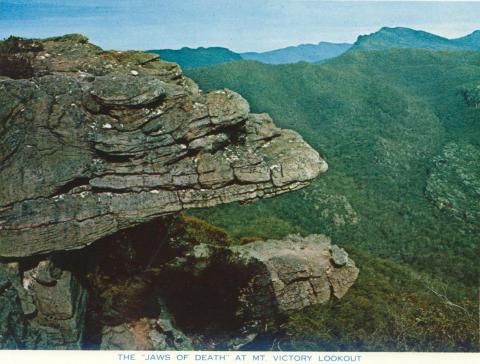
[0, 35, 358, 351]
[0, 34, 326, 258]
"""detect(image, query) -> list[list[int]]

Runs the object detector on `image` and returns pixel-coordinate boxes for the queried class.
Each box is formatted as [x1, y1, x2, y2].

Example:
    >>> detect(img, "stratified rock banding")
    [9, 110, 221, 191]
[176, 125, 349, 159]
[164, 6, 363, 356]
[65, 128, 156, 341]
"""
[0, 34, 327, 258]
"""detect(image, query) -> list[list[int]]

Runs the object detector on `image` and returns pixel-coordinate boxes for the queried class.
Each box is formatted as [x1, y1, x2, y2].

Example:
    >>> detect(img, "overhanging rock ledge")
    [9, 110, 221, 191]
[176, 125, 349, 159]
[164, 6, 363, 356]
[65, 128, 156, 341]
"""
[0, 34, 327, 258]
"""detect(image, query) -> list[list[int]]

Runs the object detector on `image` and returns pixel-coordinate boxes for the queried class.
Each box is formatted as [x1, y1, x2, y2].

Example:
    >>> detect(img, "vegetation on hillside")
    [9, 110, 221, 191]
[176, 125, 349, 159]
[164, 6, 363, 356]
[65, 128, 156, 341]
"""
[350, 27, 480, 52]
[282, 246, 478, 352]
[454, 30, 480, 50]
[462, 84, 480, 108]
[147, 28, 479, 70]
[183, 48, 480, 351]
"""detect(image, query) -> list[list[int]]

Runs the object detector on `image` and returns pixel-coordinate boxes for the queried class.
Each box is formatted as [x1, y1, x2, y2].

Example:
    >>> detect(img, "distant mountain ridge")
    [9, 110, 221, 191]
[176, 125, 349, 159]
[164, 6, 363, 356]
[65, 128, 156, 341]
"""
[147, 46, 242, 70]
[453, 30, 480, 49]
[351, 27, 480, 51]
[241, 42, 352, 64]
[148, 42, 352, 69]
[148, 27, 480, 69]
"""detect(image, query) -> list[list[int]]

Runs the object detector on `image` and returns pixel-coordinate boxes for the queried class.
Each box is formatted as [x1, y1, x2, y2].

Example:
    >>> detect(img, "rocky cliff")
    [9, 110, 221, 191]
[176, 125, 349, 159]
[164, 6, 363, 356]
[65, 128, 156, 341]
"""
[0, 35, 357, 350]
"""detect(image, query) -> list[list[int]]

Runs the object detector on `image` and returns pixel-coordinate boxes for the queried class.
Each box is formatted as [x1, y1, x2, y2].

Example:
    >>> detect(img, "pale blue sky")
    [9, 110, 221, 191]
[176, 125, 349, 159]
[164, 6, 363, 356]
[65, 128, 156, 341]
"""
[0, 1, 479, 52]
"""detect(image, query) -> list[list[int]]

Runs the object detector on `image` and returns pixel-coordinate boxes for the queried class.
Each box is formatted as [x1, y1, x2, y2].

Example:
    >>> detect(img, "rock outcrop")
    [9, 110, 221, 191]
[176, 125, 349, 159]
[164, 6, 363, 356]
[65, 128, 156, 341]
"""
[0, 35, 357, 351]
[231, 235, 359, 313]
[83, 222, 359, 350]
[0, 259, 87, 348]
[0, 215, 359, 350]
[0, 35, 326, 258]
[157, 234, 359, 349]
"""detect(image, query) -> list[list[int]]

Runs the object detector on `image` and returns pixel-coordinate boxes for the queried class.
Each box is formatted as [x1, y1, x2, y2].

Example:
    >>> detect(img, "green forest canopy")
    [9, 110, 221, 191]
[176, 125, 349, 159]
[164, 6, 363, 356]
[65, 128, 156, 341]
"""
[183, 49, 480, 351]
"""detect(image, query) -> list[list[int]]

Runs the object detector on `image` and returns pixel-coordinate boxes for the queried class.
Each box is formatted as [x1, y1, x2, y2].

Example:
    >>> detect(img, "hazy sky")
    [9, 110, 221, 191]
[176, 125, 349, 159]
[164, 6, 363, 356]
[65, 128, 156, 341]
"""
[1, 1, 479, 52]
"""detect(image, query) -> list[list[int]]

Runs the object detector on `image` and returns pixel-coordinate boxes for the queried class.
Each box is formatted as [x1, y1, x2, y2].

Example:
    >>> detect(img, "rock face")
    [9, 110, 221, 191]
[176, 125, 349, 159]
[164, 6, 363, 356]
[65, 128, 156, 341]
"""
[87, 226, 359, 350]
[0, 259, 87, 349]
[150, 231, 358, 350]
[0, 35, 356, 351]
[0, 263, 27, 348]
[232, 235, 359, 315]
[22, 260, 88, 348]
[0, 35, 326, 258]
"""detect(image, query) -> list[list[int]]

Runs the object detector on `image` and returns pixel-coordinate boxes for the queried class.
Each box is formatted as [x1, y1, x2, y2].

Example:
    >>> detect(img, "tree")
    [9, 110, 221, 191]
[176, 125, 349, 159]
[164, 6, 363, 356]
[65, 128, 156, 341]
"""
[462, 85, 480, 108]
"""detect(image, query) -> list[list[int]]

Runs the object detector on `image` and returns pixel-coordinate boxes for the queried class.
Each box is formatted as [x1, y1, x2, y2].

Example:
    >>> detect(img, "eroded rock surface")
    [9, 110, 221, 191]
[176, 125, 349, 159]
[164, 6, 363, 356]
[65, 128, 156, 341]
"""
[0, 214, 358, 350]
[100, 299, 193, 351]
[233, 235, 359, 312]
[157, 233, 359, 349]
[0, 259, 87, 349]
[0, 36, 356, 351]
[0, 35, 326, 257]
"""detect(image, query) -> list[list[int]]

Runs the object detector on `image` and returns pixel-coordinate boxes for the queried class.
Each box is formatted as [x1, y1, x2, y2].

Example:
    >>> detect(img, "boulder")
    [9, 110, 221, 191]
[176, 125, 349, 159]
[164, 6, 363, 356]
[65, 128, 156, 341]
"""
[232, 234, 359, 314]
